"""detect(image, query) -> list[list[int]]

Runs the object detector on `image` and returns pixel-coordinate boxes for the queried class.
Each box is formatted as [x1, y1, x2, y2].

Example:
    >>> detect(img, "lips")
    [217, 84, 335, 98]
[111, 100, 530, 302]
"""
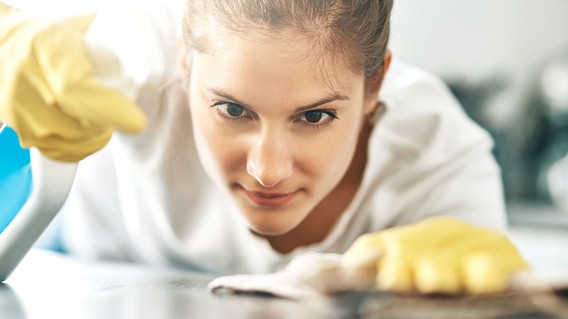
[240, 186, 298, 208]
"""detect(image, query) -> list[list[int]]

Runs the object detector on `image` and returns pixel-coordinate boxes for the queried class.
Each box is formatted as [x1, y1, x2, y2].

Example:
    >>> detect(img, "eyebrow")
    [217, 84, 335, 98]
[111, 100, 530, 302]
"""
[207, 87, 349, 113]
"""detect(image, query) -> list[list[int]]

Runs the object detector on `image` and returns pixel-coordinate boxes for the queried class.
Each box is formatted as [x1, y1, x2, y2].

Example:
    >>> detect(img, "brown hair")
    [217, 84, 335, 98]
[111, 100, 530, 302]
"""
[182, 0, 393, 79]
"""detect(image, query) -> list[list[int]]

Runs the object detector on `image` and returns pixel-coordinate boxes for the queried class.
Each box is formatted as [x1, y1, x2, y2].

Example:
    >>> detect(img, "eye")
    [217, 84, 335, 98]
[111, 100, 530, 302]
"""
[211, 102, 250, 119]
[299, 110, 338, 126]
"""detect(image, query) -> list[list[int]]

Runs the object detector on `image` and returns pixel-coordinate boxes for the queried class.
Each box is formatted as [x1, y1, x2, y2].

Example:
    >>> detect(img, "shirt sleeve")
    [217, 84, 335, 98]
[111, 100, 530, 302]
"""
[368, 61, 507, 231]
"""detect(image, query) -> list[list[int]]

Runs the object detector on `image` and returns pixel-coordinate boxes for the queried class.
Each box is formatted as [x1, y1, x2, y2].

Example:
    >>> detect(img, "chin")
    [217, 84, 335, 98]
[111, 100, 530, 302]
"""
[234, 196, 307, 236]
[242, 207, 305, 237]
[247, 219, 296, 237]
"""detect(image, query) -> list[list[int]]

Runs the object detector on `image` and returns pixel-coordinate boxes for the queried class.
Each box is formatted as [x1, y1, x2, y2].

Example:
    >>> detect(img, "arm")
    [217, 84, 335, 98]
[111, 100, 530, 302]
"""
[374, 61, 506, 230]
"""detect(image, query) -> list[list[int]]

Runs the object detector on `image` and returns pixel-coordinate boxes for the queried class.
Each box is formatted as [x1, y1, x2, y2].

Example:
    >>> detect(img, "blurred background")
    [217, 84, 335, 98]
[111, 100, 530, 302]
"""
[391, 0, 568, 218]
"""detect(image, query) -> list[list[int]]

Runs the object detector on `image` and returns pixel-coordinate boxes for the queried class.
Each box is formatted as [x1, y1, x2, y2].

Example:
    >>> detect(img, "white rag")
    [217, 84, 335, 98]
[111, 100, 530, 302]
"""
[207, 252, 376, 300]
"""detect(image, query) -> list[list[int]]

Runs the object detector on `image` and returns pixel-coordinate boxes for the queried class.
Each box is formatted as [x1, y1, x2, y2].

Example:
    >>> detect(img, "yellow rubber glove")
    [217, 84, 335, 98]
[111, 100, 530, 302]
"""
[0, 6, 146, 162]
[343, 217, 530, 295]
[0, 3, 11, 15]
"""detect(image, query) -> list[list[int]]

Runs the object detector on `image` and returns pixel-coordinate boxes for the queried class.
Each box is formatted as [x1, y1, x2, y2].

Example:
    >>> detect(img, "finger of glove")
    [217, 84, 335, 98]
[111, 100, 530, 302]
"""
[33, 129, 113, 162]
[7, 95, 112, 162]
[414, 253, 462, 295]
[376, 256, 414, 293]
[10, 101, 115, 162]
[462, 251, 526, 295]
[33, 19, 146, 133]
[462, 251, 513, 295]
[58, 79, 147, 133]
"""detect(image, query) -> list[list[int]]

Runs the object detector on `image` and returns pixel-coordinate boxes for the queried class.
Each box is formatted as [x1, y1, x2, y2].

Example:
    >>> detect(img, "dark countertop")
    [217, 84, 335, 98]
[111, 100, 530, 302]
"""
[3, 249, 568, 319]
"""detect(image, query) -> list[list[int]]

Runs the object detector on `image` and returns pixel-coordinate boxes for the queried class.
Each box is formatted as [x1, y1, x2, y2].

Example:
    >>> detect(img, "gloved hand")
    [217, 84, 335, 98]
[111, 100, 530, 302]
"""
[210, 218, 530, 299]
[342, 217, 530, 295]
[0, 3, 11, 15]
[0, 5, 146, 162]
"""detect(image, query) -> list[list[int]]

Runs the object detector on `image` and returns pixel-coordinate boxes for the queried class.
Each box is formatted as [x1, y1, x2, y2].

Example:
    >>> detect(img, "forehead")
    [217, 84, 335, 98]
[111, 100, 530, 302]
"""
[190, 27, 363, 96]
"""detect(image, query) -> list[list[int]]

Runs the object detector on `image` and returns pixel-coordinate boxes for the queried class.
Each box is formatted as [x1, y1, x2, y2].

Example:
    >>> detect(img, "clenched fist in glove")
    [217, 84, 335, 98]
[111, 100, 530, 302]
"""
[342, 217, 530, 295]
[208, 217, 530, 299]
[0, 5, 146, 162]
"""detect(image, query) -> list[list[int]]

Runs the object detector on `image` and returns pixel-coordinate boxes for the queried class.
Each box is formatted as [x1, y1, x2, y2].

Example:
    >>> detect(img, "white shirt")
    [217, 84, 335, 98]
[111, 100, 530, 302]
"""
[58, 57, 507, 274]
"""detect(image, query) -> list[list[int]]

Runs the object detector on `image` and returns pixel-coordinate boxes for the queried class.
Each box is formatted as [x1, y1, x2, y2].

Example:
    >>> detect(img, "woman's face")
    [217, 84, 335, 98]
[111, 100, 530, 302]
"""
[186, 29, 380, 236]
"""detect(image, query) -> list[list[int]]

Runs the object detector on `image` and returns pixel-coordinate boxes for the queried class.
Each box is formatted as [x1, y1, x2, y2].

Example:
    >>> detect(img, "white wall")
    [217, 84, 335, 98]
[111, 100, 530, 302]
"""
[390, 0, 568, 127]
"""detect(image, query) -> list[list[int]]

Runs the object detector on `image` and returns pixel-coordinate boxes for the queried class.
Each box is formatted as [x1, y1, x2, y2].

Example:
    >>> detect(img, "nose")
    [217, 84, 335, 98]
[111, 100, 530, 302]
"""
[246, 129, 293, 188]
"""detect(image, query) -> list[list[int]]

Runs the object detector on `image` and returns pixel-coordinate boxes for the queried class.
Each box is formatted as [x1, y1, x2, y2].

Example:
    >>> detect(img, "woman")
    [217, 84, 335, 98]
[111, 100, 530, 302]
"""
[0, 0, 526, 294]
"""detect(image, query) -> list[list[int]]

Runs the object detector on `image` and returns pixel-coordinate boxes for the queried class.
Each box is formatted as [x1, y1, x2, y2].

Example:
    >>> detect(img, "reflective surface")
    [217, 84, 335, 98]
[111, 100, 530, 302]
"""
[3, 250, 342, 319]
[3, 249, 568, 318]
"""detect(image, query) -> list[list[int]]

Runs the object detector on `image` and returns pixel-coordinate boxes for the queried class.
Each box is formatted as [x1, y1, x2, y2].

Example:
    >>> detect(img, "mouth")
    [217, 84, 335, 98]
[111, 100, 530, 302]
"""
[238, 186, 299, 208]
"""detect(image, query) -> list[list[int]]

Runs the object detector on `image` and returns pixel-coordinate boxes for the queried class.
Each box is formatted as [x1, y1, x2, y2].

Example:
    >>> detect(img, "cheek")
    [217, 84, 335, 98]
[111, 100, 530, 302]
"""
[298, 121, 361, 183]
[188, 98, 244, 183]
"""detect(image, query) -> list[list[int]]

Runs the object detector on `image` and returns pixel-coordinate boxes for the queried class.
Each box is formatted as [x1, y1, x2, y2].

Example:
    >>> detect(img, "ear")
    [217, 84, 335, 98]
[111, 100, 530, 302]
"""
[177, 36, 192, 73]
[364, 50, 392, 114]
[177, 37, 193, 91]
